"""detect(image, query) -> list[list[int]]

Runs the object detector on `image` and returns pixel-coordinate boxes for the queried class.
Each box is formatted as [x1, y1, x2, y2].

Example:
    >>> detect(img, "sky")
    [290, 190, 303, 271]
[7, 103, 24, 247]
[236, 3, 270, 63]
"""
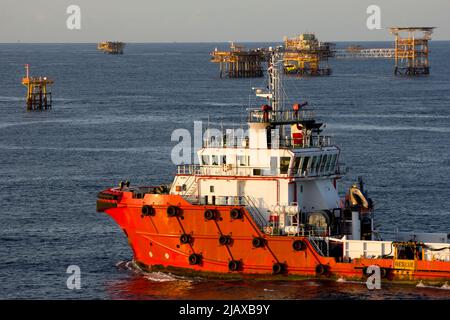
[0, 0, 449, 43]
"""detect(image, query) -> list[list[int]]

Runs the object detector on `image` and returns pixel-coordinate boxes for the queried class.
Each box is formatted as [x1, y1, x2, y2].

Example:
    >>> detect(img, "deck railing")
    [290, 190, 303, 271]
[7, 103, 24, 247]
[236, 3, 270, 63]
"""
[247, 109, 315, 123]
[177, 164, 340, 178]
[203, 134, 333, 149]
[182, 195, 268, 230]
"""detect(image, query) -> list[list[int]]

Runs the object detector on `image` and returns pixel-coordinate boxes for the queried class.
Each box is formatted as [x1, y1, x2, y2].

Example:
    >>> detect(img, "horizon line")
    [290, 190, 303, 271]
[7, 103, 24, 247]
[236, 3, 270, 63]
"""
[1, 39, 450, 45]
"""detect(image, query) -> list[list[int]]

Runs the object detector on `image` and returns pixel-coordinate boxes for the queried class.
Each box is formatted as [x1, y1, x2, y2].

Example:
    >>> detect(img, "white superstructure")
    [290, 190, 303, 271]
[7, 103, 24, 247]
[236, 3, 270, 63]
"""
[170, 48, 450, 257]
[171, 49, 347, 239]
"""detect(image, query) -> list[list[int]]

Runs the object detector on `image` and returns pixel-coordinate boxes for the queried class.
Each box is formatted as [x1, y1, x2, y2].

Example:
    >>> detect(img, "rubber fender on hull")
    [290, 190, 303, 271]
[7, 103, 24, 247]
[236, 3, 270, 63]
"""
[272, 263, 286, 275]
[204, 209, 218, 221]
[167, 206, 181, 217]
[141, 205, 155, 217]
[188, 254, 202, 265]
[252, 237, 266, 248]
[315, 264, 329, 275]
[230, 208, 243, 220]
[219, 235, 232, 246]
[292, 240, 306, 251]
[228, 260, 241, 272]
[180, 234, 192, 244]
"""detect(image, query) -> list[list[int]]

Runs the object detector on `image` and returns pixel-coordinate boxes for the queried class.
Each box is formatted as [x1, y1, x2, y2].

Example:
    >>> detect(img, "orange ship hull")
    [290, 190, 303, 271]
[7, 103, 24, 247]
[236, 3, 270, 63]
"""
[98, 188, 450, 284]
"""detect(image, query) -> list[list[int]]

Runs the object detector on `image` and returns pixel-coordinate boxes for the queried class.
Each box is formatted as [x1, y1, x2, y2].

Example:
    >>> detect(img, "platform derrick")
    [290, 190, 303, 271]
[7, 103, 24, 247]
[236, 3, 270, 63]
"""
[21, 64, 54, 111]
[283, 33, 335, 76]
[210, 42, 266, 78]
[389, 27, 435, 76]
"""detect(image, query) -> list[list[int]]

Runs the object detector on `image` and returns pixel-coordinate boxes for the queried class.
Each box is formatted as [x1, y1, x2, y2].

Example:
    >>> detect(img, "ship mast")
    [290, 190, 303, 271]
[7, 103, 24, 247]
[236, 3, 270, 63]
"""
[267, 48, 284, 112]
[267, 48, 286, 140]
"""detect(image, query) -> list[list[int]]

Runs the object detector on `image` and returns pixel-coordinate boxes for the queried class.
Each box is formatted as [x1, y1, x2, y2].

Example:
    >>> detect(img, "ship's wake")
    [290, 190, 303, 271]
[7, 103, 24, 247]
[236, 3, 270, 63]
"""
[115, 260, 201, 282]
[337, 277, 450, 290]
[416, 281, 450, 290]
[336, 277, 367, 285]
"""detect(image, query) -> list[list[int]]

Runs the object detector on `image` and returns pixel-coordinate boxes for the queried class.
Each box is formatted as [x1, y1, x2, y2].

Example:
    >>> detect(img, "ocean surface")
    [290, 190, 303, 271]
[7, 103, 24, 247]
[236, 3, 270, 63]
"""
[0, 42, 449, 299]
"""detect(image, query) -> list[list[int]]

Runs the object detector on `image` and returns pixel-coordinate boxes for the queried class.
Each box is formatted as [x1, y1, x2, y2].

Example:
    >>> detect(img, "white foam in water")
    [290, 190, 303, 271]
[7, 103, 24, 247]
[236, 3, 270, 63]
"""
[116, 260, 196, 282]
[144, 272, 179, 282]
[336, 278, 366, 285]
[0, 96, 22, 102]
[416, 281, 450, 290]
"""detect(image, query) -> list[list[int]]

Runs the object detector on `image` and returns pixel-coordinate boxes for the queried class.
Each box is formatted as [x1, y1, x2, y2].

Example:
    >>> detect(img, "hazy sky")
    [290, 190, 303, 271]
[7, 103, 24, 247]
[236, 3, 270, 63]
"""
[1, 0, 449, 42]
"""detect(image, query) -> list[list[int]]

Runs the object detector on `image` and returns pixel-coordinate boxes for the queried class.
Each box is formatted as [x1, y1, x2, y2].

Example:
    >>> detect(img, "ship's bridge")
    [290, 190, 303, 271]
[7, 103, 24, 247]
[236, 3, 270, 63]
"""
[192, 105, 339, 179]
[177, 148, 340, 179]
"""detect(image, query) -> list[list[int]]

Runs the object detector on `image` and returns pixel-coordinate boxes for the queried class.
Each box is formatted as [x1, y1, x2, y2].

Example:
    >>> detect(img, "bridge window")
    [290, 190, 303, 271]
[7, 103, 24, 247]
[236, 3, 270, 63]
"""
[237, 155, 249, 166]
[221, 155, 227, 164]
[293, 157, 301, 174]
[301, 156, 310, 175]
[320, 155, 327, 173]
[202, 155, 210, 165]
[317, 155, 323, 173]
[324, 154, 332, 172]
[327, 154, 336, 173]
[330, 154, 337, 172]
[270, 157, 278, 175]
[280, 157, 291, 174]
[310, 156, 317, 173]
[212, 155, 219, 165]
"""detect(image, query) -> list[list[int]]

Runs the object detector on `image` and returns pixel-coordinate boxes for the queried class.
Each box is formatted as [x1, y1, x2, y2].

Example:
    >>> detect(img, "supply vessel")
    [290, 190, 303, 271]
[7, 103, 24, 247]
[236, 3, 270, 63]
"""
[97, 49, 450, 284]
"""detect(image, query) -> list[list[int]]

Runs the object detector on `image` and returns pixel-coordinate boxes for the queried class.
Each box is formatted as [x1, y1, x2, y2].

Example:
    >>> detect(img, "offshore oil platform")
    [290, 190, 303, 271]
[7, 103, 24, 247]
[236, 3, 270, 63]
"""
[97, 41, 125, 54]
[210, 34, 335, 78]
[210, 43, 266, 78]
[335, 27, 435, 76]
[283, 33, 335, 76]
[21, 64, 54, 111]
[390, 27, 435, 75]
[211, 27, 435, 78]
